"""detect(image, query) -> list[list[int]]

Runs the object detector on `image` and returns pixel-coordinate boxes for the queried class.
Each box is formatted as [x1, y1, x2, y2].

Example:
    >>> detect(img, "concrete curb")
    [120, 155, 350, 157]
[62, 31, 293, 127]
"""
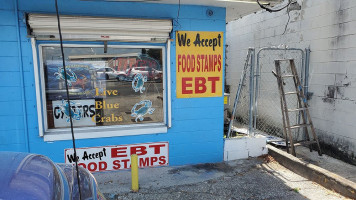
[267, 144, 356, 199]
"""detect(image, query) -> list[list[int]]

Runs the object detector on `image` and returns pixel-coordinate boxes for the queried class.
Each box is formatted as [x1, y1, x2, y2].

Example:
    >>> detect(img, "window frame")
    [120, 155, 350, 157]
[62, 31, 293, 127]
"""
[33, 42, 169, 141]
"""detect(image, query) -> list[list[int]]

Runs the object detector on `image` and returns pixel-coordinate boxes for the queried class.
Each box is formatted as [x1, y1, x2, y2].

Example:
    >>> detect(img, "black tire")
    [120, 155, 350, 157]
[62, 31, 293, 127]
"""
[117, 75, 125, 81]
[105, 74, 109, 80]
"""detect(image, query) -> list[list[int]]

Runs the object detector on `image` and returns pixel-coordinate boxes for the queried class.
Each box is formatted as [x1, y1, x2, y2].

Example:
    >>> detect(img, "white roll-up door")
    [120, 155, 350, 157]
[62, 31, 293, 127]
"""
[27, 14, 172, 43]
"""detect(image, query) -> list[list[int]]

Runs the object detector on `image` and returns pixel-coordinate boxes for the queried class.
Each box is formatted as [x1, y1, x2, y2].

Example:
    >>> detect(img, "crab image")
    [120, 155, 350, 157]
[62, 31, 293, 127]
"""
[131, 100, 155, 122]
[57, 100, 82, 122]
[132, 73, 147, 93]
[54, 67, 77, 86]
[71, 74, 88, 89]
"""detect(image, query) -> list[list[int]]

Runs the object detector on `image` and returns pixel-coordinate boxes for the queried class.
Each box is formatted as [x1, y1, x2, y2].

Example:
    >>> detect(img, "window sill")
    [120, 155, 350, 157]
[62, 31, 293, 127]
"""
[43, 123, 167, 142]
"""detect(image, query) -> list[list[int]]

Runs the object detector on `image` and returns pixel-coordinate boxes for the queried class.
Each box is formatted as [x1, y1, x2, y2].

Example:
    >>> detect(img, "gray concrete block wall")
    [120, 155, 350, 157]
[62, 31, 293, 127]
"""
[226, 0, 356, 163]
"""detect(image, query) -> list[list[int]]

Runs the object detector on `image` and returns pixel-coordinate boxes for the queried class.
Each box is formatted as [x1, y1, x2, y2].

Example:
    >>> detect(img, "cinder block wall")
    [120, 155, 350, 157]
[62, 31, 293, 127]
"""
[226, 0, 356, 164]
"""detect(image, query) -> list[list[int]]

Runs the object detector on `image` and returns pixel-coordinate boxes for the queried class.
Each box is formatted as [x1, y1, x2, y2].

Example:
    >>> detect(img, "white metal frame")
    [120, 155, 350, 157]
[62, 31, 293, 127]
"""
[34, 43, 170, 141]
[31, 38, 44, 136]
[166, 40, 172, 128]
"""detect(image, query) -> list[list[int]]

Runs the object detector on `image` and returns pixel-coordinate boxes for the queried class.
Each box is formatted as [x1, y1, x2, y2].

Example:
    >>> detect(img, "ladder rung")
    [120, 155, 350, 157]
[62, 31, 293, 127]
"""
[288, 124, 310, 129]
[267, 139, 284, 143]
[285, 91, 299, 95]
[275, 59, 293, 62]
[294, 141, 317, 147]
[281, 74, 296, 78]
[287, 108, 307, 112]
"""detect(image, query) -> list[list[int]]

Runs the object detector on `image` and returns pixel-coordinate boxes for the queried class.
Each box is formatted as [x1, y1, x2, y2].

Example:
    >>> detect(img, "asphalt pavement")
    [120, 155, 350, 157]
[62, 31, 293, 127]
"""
[93, 156, 348, 200]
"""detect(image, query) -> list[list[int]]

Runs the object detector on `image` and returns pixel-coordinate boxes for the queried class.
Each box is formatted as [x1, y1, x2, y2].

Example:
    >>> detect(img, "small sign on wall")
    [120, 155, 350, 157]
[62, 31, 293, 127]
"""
[176, 31, 224, 98]
[52, 99, 96, 128]
[65, 142, 169, 172]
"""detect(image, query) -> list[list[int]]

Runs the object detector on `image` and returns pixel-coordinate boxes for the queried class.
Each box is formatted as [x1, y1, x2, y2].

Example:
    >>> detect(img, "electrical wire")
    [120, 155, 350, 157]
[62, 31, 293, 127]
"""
[173, 0, 181, 28]
[54, 0, 82, 199]
[282, 7, 290, 35]
[257, 0, 297, 35]
[177, 0, 181, 20]
[257, 0, 291, 13]
[283, 0, 299, 35]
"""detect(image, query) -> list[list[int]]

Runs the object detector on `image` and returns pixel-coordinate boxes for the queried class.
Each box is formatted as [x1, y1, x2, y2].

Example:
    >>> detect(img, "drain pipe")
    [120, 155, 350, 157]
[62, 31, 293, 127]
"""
[303, 48, 311, 140]
[248, 49, 255, 136]
[304, 48, 311, 98]
[14, 0, 30, 152]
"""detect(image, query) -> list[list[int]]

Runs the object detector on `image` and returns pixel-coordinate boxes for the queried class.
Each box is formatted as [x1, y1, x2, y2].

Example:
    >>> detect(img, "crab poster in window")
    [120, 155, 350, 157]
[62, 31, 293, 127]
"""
[176, 31, 224, 98]
[45, 61, 99, 100]
[52, 99, 96, 128]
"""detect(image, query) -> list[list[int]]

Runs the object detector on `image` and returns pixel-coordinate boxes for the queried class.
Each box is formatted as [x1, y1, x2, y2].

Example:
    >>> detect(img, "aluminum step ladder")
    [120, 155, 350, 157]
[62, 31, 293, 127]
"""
[273, 59, 322, 156]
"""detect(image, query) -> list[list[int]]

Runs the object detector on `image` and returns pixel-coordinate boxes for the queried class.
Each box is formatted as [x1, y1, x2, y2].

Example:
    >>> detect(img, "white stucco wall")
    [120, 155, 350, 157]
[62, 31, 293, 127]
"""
[226, 0, 356, 163]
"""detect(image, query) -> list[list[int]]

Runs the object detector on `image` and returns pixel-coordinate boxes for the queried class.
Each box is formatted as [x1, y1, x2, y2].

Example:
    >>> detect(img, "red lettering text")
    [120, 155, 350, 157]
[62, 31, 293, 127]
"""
[99, 161, 107, 171]
[87, 162, 97, 172]
[113, 160, 121, 169]
[195, 77, 207, 94]
[130, 146, 147, 156]
[149, 144, 166, 154]
[159, 156, 166, 165]
[121, 159, 130, 169]
[208, 77, 219, 93]
[111, 147, 127, 158]
[140, 157, 150, 167]
[182, 77, 193, 94]
[150, 157, 158, 165]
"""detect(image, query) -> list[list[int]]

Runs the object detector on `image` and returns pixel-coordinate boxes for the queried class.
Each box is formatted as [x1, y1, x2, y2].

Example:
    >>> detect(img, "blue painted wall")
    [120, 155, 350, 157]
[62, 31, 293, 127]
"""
[0, 0, 225, 166]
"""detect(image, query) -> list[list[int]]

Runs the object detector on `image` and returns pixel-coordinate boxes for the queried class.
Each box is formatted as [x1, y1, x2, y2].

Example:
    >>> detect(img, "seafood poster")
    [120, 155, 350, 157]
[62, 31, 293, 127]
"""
[65, 142, 169, 172]
[176, 31, 224, 98]
[45, 62, 96, 100]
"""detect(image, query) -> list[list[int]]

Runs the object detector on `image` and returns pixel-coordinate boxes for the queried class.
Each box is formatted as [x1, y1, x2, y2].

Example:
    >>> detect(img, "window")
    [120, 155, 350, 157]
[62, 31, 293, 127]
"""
[38, 44, 166, 139]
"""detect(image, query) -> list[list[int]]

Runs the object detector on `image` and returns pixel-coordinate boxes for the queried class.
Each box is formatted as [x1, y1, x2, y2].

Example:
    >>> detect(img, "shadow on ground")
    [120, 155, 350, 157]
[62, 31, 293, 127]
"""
[94, 157, 313, 200]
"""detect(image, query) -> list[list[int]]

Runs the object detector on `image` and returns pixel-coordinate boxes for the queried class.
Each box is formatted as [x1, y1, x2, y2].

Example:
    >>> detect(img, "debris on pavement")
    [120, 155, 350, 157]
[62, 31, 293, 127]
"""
[93, 157, 349, 200]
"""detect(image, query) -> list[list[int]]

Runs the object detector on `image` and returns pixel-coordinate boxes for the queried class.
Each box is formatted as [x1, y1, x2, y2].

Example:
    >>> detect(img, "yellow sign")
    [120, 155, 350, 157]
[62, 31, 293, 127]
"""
[176, 31, 224, 98]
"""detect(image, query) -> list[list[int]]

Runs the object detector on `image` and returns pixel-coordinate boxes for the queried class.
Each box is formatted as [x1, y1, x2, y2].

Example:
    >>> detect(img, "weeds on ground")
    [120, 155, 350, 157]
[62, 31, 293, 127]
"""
[292, 188, 301, 193]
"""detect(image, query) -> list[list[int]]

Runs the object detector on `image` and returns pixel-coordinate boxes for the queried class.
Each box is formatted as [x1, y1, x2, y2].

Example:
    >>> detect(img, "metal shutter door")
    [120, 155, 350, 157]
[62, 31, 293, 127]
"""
[27, 14, 172, 43]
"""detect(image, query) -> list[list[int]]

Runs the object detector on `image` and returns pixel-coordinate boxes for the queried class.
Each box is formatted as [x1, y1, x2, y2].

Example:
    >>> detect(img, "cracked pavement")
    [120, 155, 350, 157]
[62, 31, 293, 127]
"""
[93, 156, 348, 200]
